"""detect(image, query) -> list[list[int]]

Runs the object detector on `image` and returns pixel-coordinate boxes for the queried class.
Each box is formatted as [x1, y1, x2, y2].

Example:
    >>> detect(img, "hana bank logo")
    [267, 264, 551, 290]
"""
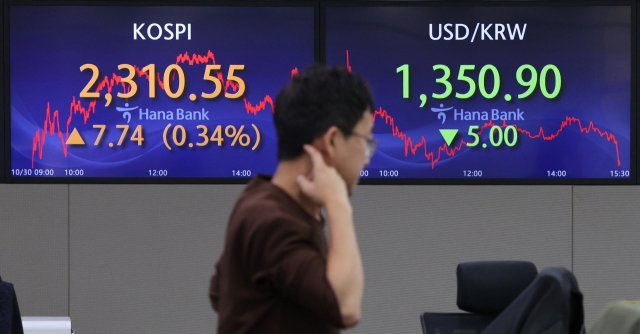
[116, 103, 137, 124]
[431, 104, 454, 124]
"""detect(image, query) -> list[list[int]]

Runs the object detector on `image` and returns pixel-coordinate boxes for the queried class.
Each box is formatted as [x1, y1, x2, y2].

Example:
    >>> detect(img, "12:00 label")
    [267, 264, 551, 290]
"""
[463, 170, 483, 177]
[149, 170, 168, 176]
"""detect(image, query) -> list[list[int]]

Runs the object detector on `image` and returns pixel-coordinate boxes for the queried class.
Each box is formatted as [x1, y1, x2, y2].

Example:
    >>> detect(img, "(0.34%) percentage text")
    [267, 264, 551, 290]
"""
[162, 124, 261, 151]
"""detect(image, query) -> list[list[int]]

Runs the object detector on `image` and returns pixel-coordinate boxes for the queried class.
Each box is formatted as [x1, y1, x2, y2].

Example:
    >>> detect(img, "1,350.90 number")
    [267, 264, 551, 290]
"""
[397, 64, 561, 100]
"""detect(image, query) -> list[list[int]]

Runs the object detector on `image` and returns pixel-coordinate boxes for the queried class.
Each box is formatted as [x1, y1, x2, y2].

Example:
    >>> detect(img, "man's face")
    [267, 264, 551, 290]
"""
[334, 109, 374, 195]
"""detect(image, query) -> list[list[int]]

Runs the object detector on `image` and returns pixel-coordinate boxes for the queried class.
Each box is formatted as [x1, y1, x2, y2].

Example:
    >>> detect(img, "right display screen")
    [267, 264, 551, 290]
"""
[326, 5, 633, 182]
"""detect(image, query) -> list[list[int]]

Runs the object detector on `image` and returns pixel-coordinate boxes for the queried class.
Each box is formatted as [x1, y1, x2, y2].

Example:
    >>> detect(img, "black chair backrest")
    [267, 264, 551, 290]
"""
[457, 261, 538, 315]
[420, 261, 539, 334]
[481, 267, 585, 334]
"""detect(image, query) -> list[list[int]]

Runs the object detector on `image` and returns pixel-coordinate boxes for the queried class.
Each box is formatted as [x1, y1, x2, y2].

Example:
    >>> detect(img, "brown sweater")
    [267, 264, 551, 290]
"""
[209, 175, 344, 334]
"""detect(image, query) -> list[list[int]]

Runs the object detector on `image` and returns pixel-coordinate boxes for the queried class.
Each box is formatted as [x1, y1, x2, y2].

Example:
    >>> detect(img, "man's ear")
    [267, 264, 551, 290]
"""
[313, 126, 341, 165]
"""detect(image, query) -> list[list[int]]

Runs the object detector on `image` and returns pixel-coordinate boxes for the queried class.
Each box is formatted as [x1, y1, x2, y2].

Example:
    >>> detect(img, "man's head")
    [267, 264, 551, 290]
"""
[274, 64, 375, 193]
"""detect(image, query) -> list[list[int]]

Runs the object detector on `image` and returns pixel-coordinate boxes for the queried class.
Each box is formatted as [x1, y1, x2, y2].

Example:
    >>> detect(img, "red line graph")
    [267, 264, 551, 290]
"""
[244, 96, 274, 116]
[373, 107, 621, 169]
[30, 50, 290, 167]
[241, 68, 299, 116]
[348, 50, 622, 169]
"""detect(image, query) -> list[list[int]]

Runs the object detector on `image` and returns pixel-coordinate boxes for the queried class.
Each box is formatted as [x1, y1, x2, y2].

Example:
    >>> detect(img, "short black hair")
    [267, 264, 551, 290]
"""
[273, 64, 374, 160]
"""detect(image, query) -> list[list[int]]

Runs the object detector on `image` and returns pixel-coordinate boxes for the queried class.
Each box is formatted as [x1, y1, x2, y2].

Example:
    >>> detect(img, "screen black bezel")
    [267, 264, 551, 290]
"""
[0, 0, 5, 183]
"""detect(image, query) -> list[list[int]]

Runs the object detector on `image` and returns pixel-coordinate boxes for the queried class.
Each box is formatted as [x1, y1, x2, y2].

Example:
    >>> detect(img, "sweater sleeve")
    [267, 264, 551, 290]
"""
[244, 217, 345, 329]
[208, 262, 220, 312]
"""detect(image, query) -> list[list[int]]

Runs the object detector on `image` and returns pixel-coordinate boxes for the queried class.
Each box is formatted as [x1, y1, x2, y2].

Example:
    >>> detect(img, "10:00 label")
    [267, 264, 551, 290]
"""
[380, 170, 399, 177]
[65, 169, 84, 176]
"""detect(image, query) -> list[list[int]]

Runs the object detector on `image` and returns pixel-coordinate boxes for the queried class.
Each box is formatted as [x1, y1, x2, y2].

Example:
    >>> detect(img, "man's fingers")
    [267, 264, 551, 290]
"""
[296, 175, 312, 194]
[303, 144, 326, 169]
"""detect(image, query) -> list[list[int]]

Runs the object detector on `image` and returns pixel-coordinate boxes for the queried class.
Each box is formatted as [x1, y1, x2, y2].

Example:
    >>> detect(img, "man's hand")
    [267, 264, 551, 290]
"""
[296, 144, 363, 328]
[296, 144, 349, 206]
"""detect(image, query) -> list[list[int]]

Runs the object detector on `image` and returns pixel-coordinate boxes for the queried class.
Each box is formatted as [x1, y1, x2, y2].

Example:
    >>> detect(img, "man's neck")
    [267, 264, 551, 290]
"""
[271, 156, 322, 219]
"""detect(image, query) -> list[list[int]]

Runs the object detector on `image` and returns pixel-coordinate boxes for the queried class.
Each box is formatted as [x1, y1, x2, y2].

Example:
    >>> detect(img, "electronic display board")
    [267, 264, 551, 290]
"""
[326, 4, 634, 183]
[8, 4, 314, 180]
[5, 2, 637, 184]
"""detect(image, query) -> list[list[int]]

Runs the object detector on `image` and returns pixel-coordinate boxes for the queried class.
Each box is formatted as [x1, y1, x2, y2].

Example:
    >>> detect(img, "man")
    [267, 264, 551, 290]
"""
[209, 64, 376, 334]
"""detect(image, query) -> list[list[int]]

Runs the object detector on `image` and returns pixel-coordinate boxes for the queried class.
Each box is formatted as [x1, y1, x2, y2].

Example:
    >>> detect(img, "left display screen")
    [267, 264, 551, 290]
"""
[9, 5, 314, 179]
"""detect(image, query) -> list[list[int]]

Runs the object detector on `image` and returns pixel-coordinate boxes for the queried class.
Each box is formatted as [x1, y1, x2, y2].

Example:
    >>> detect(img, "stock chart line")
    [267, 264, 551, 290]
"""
[373, 107, 622, 169]
[243, 68, 298, 115]
[30, 50, 289, 167]
[244, 96, 274, 116]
